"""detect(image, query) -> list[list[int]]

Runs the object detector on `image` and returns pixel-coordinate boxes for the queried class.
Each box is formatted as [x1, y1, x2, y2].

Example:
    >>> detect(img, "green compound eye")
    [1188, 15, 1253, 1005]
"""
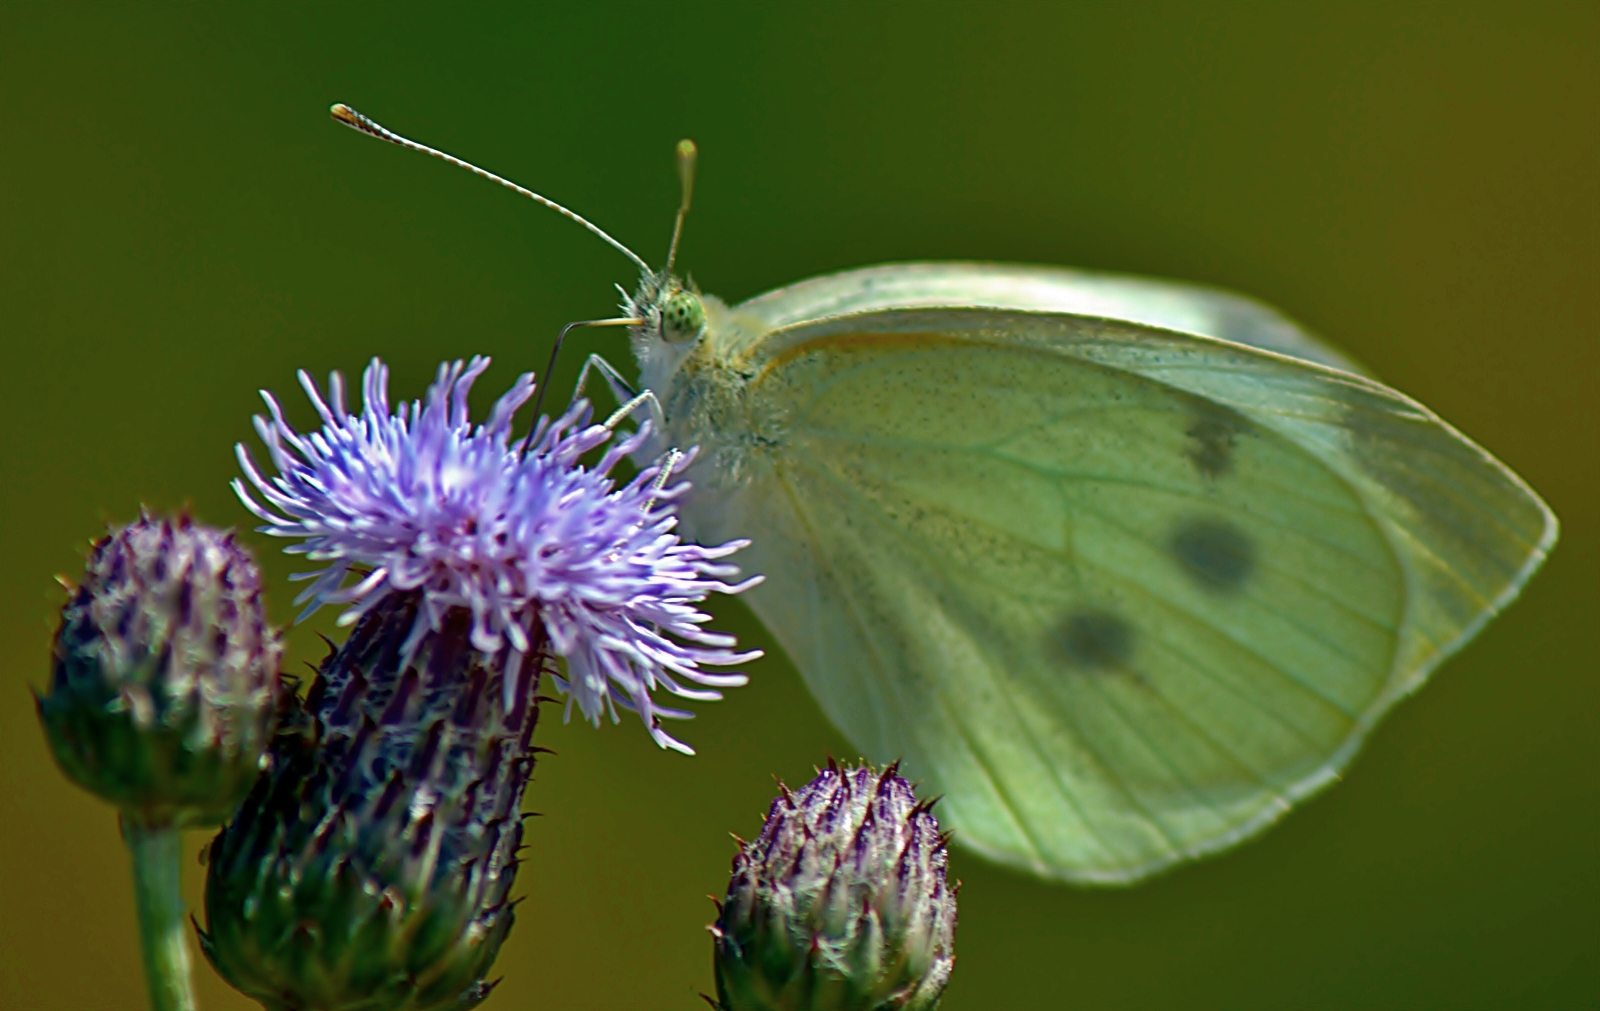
[661, 289, 707, 344]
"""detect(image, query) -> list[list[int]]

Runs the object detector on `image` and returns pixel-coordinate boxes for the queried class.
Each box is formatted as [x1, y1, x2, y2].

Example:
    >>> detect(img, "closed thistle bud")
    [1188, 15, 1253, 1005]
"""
[201, 591, 543, 1011]
[712, 761, 958, 1011]
[37, 512, 283, 827]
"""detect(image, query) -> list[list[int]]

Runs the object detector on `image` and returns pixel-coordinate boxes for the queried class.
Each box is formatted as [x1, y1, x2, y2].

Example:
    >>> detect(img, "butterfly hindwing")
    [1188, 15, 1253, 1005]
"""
[676, 306, 1553, 882]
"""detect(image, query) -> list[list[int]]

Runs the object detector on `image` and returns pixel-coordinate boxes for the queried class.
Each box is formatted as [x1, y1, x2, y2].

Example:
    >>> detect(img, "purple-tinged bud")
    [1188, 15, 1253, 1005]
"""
[201, 590, 542, 1011]
[712, 761, 958, 1011]
[37, 512, 284, 827]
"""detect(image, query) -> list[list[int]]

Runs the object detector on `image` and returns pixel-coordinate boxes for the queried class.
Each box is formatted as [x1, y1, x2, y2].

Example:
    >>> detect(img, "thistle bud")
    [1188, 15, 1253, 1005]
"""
[201, 590, 543, 1011]
[37, 512, 283, 827]
[712, 762, 958, 1011]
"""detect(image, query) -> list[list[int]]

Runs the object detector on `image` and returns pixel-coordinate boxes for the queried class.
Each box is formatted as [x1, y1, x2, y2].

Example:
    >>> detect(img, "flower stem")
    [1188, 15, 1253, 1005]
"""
[123, 817, 198, 1011]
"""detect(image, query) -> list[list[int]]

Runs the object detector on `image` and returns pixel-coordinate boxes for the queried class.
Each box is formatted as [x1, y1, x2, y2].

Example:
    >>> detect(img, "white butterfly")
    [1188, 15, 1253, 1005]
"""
[332, 106, 1557, 884]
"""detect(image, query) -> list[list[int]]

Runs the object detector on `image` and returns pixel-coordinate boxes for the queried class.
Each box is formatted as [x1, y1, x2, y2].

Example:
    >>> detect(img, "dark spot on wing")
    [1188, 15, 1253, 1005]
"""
[1053, 609, 1134, 670]
[1185, 400, 1251, 479]
[1171, 516, 1256, 593]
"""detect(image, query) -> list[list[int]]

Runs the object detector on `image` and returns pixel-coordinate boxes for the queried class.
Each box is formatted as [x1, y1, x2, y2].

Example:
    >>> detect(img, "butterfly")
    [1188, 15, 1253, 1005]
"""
[331, 105, 1557, 884]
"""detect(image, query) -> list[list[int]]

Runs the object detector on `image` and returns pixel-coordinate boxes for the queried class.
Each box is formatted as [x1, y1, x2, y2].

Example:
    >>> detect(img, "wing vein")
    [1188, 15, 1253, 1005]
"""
[783, 452, 1138, 867]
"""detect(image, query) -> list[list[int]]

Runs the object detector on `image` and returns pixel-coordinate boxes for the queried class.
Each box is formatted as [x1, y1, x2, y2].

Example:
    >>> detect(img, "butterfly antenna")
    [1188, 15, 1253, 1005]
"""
[665, 139, 697, 275]
[330, 103, 652, 275]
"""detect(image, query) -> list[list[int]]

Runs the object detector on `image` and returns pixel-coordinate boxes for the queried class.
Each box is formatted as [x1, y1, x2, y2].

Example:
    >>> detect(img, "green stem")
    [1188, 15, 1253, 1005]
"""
[123, 817, 199, 1011]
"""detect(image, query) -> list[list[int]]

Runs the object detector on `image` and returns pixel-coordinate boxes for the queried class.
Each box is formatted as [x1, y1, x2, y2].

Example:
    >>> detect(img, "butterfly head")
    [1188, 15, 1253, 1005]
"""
[625, 269, 712, 395]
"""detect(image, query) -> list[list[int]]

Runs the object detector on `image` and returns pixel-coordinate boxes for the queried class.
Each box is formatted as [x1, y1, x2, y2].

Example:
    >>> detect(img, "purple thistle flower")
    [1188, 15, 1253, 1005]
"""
[233, 356, 761, 753]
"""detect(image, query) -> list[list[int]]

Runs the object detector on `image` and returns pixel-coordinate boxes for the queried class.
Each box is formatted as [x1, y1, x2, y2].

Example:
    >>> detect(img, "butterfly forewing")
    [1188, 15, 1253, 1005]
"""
[675, 305, 1553, 882]
[735, 261, 1369, 374]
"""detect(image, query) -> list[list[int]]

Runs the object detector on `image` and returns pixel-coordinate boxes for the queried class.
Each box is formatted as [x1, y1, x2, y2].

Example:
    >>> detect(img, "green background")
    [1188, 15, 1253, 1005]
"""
[2, 4, 1595, 1008]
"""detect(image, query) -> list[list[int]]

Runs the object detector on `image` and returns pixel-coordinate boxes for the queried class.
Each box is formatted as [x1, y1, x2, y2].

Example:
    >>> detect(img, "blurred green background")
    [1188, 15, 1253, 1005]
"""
[2, 4, 1595, 1008]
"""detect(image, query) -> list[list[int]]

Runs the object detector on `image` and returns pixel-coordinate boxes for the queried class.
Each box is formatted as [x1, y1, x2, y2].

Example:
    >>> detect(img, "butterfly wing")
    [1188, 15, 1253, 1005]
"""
[734, 261, 1368, 374]
[679, 305, 1554, 883]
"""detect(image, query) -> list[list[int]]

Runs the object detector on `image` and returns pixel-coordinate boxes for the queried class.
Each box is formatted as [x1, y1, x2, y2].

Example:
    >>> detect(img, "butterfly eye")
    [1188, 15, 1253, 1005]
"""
[661, 290, 707, 344]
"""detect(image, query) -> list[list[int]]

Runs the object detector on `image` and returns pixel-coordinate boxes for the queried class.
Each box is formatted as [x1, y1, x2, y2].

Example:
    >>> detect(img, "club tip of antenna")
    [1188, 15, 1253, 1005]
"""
[330, 103, 360, 127]
[676, 139, 698, 211]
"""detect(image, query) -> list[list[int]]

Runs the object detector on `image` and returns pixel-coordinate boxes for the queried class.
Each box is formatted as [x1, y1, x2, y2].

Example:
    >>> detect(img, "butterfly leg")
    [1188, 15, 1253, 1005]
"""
[573, 353, 667, 433]
[572, 353, 670, 464]
[639, 447, 685, 515]
[572, 352, 639, 406]
[603, 389, 665, 433]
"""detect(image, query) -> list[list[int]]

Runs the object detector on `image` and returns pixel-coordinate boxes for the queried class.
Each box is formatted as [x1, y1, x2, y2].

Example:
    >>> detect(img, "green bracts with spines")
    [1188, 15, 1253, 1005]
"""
[712, 761, 958, 1011]
[38, 512, 283, 827]
[202, 591, 544, 1011]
